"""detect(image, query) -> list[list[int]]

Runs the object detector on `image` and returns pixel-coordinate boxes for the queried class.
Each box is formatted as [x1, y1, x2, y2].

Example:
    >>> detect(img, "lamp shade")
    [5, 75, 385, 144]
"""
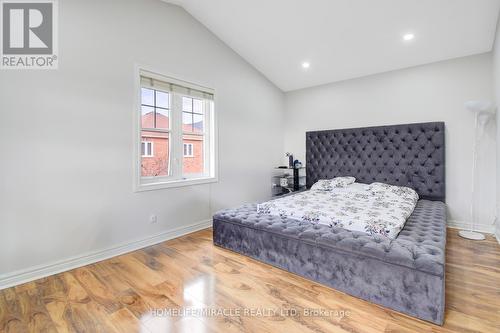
[465, 100, 493, 113]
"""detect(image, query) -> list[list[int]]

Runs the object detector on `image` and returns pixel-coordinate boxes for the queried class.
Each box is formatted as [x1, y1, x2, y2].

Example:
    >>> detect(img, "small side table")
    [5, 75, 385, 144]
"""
[272, 167, 306, 196]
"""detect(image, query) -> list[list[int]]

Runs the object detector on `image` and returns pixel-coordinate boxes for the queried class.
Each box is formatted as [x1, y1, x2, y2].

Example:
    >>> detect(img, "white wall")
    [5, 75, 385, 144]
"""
[493, 16, 500, 241]
[284, 54, 496, 231]
[0, 0, 284, 281]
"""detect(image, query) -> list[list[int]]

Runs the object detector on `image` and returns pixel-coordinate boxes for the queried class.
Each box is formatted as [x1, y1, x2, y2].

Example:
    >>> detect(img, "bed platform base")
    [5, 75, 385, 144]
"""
[213, 201, 446, 325]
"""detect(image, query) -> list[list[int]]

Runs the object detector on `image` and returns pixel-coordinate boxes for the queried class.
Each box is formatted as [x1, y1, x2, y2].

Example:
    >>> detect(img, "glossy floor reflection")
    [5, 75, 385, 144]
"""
[0, 229, 499, 332]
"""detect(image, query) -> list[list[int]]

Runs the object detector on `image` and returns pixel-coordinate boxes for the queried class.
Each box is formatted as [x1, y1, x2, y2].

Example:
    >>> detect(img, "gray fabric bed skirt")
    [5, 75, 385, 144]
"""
[213, 200, 446, 325]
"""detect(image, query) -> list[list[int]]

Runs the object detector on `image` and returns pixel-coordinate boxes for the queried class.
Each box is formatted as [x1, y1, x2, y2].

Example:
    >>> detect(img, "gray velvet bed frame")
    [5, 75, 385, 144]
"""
[213, 122, 447, 325]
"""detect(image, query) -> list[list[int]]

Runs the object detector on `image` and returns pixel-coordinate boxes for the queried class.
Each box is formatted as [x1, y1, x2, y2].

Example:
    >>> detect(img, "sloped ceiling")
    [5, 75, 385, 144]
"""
[165, 0, 500, 91]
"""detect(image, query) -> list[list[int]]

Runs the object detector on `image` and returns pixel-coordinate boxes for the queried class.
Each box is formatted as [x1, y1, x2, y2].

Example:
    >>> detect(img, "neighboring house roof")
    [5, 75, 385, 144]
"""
[142, 112, 203, 133]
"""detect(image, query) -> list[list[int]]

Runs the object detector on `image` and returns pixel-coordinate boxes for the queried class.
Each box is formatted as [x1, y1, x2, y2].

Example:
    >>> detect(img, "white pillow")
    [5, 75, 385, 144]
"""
[310, 177, 356, 191]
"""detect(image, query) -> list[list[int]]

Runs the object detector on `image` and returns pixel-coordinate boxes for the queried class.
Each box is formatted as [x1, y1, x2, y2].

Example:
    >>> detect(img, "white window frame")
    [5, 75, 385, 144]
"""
[141, 141, 154, 157]
[183, 143, 194, 157]
[133, 66, 218, 191]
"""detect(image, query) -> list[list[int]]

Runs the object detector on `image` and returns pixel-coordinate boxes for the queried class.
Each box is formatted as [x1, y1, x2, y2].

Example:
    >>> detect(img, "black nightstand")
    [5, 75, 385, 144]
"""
[272, 167, 306, 196]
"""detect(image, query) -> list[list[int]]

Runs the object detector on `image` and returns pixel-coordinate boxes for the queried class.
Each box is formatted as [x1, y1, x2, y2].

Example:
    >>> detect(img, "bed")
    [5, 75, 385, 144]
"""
[213, 122, 446, 325]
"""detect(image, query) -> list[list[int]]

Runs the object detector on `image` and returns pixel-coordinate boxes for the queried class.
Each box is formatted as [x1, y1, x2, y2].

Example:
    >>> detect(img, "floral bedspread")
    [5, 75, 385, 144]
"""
[257, 183, 419, 239]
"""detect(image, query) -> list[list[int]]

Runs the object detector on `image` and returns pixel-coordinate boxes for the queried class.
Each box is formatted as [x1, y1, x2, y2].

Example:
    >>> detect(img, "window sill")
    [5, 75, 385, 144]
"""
[134, 176, 218, 192]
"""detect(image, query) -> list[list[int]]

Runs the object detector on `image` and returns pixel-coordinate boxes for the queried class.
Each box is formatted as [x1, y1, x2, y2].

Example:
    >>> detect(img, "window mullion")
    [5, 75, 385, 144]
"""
[204, 99, 210, 176]
[153, 90, 157, 129]
[171, 92, 183, 180]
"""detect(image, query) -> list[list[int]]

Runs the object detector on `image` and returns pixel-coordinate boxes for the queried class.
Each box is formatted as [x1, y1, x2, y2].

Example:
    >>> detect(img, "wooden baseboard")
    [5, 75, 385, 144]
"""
[0, 219, 212, 290]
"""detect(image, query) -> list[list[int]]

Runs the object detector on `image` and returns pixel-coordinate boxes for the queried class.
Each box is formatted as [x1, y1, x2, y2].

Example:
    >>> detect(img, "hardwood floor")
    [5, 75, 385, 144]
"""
[1, 228, 499, 333]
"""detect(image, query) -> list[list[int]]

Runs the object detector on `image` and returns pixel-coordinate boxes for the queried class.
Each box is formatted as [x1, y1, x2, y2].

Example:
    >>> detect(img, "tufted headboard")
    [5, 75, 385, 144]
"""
[306, 122, 445, 201]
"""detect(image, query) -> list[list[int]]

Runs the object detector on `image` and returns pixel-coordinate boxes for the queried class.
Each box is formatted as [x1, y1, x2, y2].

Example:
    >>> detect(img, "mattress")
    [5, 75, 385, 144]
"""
[213, 199, 447, 324]
[257, 183, 419, 239]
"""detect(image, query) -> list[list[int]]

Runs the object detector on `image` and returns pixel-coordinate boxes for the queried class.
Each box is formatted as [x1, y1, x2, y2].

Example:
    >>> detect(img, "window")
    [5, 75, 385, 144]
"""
[183, 143, 194, 157]
[142, 141, 154, 157]
[135, 69, 217, 190]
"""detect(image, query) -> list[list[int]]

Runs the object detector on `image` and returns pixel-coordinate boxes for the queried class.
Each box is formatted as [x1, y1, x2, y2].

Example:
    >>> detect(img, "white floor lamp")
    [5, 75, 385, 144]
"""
[459, 101, 496, 241]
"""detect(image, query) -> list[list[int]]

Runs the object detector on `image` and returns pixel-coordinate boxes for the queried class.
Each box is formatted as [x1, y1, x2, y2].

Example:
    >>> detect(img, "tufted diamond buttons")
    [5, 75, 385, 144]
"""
[306, 123, 445, 201]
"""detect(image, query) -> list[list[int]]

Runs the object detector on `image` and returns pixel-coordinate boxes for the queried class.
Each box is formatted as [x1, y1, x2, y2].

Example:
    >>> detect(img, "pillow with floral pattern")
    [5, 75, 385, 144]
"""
[368, 182, 419, 202]
[310, 177, 356, 191]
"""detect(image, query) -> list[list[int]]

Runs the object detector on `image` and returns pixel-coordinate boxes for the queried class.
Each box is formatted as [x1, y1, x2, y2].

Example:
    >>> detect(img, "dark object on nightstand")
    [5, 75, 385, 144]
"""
[286, 152, 294, 168]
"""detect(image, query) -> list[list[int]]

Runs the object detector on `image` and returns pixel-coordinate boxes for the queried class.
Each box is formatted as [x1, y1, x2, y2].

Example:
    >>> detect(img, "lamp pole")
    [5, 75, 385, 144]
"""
[459, 101, 494, 241]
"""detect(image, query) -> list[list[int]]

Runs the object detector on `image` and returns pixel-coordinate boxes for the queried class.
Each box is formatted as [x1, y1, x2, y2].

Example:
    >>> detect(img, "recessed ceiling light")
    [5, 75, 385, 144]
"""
[403, 33, 415, 41]
[302, 62, 310, 69]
